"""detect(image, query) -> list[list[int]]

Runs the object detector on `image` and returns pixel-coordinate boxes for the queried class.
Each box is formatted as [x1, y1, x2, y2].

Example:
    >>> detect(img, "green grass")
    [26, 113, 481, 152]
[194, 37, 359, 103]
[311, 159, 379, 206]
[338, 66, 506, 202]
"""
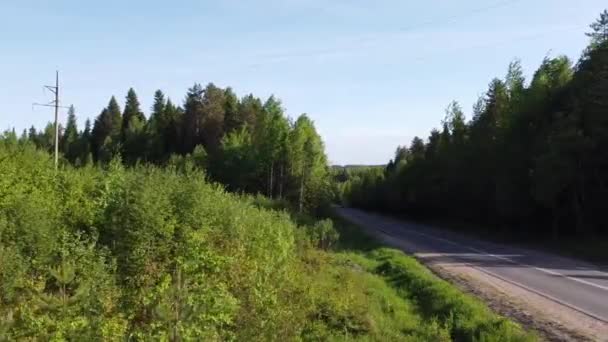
[251, 199, 536, 341]
[297, 250, 452, 341]
[0, 140, 536, 341]
[323, 214, 537, 342]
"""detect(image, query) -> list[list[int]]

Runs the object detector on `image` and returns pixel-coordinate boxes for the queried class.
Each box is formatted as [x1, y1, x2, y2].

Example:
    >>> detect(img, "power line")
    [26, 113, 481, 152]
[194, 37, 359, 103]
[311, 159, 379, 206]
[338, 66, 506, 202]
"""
[33, 71, 70, 170]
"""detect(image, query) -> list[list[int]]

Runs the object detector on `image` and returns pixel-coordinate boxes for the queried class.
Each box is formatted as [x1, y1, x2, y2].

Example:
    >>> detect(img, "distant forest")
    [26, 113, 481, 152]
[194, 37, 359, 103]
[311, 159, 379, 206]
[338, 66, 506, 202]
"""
[16, 84, 331, 213]
[337, 10, 608, 239]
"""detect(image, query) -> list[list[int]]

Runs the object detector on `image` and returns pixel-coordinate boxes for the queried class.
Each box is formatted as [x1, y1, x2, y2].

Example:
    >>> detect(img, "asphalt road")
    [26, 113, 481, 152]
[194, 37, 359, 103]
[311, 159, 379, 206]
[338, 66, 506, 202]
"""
[336, 207, 608, 325]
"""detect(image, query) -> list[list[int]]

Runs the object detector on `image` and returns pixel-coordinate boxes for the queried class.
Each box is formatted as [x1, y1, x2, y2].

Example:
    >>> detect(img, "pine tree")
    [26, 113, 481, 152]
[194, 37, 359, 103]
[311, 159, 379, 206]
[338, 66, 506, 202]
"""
[586, 9, 608, 48]
[62, 105, 79, 163]
[151, 90, 166, 123]
[80, 119, 92, 164]
[181, 84, 205, 154]
[199, 83, 226, 153]
[223, 87, 241, 134]
[121, 88, 147, 164]
[18, 129, 28, 144]
[408, 137, 425, 162]
[238, 94, 263, 131]
[148, 90, 167, 162]
[121, 88, 145, 140]
[164, 99, 182, 157]
[107, 96, 122, 138]
[91, 97, 123, 162]
[28, 125, 38, 144]
[444, 101, 467, 146]
[40, 122, 56, 152]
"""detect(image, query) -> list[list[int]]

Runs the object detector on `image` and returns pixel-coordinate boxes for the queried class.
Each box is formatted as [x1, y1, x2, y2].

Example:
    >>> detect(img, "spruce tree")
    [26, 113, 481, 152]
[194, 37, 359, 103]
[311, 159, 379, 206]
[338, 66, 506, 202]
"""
[91, 97, 122, 162]
[121, 88, 146, 164]
[223, 87, 241, 134]
[62, 105, 79, 162]
[238, 94, 263, 130]
[181, 83, 205, 153]
[586, 9, 608, 48]
[121, 88, 145, 140]
[107, 96, 122, 138]
[199, 83, 226, 153]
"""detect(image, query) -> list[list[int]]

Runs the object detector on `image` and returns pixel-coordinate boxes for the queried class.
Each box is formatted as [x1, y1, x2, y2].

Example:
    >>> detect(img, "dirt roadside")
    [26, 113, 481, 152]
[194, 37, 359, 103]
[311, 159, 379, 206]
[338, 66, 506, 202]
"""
[363, 224, 608, 342]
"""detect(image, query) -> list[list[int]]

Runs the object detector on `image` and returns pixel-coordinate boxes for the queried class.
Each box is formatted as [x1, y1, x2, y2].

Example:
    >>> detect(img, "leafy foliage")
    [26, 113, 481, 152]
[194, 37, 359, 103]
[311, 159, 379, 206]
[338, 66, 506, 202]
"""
[339, 15, 608, 241]
[0, 138, 533, 340]
[26, 84, 331, 213]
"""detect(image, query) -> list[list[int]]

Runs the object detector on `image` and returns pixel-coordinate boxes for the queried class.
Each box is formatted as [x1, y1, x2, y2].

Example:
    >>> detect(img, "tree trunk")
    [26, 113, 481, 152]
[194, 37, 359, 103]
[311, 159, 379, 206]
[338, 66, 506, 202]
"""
[278, 163, 284, 199]
[269, 161, 274, 198]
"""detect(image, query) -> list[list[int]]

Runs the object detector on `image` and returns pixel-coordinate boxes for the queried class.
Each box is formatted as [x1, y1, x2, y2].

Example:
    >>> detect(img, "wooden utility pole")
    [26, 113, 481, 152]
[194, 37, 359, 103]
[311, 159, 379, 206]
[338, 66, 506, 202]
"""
[53, 71, 59, 168]
[33, 71, 69, 170]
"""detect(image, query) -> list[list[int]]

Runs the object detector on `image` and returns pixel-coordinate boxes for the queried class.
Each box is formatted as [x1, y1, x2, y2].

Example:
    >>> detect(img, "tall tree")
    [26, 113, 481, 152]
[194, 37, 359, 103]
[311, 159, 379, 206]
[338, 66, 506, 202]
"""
[254, 96, 290, 198]
[199, 83, 226, 153]
[28, 126, 38, 144]
[61, 105, 79, 163]
[340, 12, 608, 239]
[91, 97, 122, 162]
[121, 88, 145, 140]
[121, 88, 147, 164]
[408, 137, 425, 162]
[80, 119, 92, 165]
[586, 9, 608, 48]
[214, 127, 257, 192]
[287, 115, 329, 212]
[107, 96, 122, 138]
[223, 87, 241, 134]
[181, 84, 205, 154]
[38, 122, 58, 152]
[163, 99, 182, 157]
[238, 94, 263, 130]
[147, 90, 167, 162]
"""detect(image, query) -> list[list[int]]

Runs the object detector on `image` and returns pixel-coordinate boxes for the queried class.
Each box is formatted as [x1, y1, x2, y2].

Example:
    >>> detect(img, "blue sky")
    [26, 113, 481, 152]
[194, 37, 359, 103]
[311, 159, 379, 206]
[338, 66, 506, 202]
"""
[1, 0, 605, 165]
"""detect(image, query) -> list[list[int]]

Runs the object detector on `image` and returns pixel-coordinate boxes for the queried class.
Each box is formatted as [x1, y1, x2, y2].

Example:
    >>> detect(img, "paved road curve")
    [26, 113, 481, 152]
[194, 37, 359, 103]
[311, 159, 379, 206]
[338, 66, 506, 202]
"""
[336, 207, 608, 325]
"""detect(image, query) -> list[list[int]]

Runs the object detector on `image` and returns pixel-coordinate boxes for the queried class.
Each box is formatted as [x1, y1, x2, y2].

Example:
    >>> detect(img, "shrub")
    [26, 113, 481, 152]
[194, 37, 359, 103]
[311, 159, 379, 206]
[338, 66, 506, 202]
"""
[309, 219, 340, 250]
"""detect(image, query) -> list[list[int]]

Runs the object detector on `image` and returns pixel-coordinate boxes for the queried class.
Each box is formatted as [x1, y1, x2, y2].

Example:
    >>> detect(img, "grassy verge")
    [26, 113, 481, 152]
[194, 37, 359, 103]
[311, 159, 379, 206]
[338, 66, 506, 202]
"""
[325, 214, 537, 342]
[253, 199, 537, 341]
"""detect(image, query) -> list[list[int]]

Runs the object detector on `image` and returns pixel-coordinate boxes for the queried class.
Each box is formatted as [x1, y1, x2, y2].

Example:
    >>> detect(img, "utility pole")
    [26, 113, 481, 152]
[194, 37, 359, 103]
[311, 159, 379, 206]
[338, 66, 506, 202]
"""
[33, 71, 69, 170]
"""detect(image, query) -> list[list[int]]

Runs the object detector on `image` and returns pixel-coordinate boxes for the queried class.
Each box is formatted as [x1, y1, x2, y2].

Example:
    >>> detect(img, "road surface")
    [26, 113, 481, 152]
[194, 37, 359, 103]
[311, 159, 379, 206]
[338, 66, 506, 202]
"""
[336, 207, 608, 341]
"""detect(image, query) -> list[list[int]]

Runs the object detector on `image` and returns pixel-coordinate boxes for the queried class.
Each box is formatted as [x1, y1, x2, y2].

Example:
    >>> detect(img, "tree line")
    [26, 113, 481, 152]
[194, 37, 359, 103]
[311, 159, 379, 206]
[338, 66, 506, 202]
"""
[0, 131, 537, 341]
[338, 11, 608, 239]
[21, 84, 331, 212]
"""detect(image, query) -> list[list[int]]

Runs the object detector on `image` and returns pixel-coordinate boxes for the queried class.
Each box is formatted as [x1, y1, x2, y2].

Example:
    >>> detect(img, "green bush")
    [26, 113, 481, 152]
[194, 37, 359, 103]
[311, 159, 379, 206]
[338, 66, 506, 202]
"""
[308, 219, 340, 250]
[0, 142, 299, 340]
[0, 139, 536, 341]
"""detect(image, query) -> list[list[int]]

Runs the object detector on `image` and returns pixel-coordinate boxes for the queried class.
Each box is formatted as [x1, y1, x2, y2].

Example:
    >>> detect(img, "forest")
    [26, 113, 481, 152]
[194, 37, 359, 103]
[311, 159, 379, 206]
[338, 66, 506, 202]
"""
[0, 134, 534, 340]
[22, 84, 331, 213]
[3, 8, 607, 342]
[338, 11, 608, 243]
[1, 40, 538, 340]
